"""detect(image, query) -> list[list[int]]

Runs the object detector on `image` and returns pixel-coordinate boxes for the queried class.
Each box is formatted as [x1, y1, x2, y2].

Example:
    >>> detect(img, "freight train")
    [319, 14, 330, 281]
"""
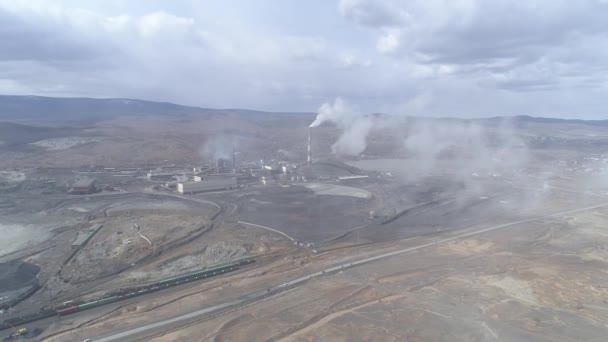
[0, 259, 254, 331]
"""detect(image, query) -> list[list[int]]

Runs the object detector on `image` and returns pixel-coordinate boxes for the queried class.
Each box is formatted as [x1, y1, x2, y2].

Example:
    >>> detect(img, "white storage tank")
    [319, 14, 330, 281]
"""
[177, 177, 236, 194]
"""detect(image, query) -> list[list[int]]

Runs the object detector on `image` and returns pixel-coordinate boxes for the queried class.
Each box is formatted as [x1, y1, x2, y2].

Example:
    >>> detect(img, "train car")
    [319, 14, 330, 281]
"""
[1, 261, 255, 330]
[238, 259, 255, 266]
[158, 264, 237, 284]
[57, 306, 79, 316]
[77, 296, 121, 311]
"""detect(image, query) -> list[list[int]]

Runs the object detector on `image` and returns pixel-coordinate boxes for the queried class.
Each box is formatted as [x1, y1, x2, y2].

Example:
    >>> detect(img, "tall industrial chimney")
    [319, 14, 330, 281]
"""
[232, 144, 236, 172]
[307, 127, 312, 164]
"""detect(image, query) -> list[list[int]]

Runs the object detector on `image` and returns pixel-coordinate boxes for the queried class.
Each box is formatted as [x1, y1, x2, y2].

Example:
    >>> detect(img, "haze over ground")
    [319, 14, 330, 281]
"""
[1, 0, 608, 118]
[3, 3, 608, 341]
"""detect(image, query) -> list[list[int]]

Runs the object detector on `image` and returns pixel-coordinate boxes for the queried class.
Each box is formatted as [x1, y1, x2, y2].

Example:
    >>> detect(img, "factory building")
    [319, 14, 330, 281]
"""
[146, 172, 176, 181]
[177, 177, 237, 194]
[338, 175, 369, 184]
[70, 178, 96, 194]
[216, 158, 231, 172]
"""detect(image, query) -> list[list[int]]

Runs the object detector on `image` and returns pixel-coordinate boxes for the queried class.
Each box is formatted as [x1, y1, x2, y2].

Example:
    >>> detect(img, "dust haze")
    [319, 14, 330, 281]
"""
[2, 96, 608, 342]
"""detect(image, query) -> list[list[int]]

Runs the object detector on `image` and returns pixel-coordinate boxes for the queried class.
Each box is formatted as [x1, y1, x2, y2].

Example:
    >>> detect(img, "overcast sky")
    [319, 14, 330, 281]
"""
[1, 0, 607, 118]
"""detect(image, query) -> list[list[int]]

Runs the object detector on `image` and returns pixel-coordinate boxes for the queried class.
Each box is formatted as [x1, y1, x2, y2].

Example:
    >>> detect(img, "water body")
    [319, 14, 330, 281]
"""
[0, 223, 50, 257]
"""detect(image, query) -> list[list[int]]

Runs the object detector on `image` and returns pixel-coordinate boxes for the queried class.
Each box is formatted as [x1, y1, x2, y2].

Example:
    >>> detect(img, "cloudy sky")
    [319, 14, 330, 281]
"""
[1, 0, 607, 118]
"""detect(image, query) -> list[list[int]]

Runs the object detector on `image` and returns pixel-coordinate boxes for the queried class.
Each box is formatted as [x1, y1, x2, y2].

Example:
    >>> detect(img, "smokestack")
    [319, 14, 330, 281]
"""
[232, 144, 236, 172]
[307, 127, 312, 164]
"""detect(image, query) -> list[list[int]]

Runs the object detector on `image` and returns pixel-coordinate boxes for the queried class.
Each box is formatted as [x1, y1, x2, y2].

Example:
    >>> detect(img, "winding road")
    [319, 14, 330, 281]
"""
[237, 220, 296, 242]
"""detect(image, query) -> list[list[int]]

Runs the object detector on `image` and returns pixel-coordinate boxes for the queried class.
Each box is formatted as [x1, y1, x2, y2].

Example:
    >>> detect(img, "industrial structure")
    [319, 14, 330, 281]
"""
[71, 224, 103, 247]
[70, 178, 96, 194]
[307, 127, 312, 164]
[216, 158, 231, 173]
[146, 171, 178, 182]
[0, 260, 254, 331]
[338, 175, 369, 184]
[177, 177, 237, 194]
[215, 146, 239, 173]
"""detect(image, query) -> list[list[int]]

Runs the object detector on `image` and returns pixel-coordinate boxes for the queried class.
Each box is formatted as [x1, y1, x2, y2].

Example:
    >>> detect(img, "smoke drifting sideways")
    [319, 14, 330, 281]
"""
[310, 98, 375, 156]
[401, 119, 528, 180]
[308, 97, 608, 212]
[309, 98, 531, 183]
[199, 133, 240, 163]
[400, 117, 569, 213]
[277, 149, 297, 160]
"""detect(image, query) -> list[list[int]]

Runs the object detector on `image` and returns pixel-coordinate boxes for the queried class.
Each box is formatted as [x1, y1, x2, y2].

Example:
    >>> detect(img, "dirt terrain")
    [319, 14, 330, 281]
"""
[1, 102, 608, 341]
[123, 205, 608, 342]
[18, 151, 608, 342]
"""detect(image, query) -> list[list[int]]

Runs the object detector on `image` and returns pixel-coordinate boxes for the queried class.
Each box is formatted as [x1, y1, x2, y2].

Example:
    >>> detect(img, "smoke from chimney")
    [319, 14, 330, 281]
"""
[309, 98, 373, 157]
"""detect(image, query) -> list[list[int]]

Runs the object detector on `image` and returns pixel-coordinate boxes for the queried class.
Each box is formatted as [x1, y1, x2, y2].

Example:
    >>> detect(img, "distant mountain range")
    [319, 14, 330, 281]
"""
[0, 95, 606, 126]
[485, 115, 608, 127]
[0, 95, 211, 123]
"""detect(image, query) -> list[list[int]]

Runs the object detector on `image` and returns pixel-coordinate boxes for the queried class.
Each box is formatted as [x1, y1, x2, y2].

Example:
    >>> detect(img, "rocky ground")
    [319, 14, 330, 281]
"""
[3, 113, 608, 341]
[139, 205, 608, 342]
[29, 164, 608, 342]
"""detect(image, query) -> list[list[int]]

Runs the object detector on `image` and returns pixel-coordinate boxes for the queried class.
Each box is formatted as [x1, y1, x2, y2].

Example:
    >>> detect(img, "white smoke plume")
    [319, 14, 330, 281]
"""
[395, 117, 537, 207]
[199, 133, 239, 162]
[332, 117, 374, 156]
[401, 119, 528, 179]
[310, 97, 351, 128]
[277, 148, 297, 160]
[310, 98, 373, 156]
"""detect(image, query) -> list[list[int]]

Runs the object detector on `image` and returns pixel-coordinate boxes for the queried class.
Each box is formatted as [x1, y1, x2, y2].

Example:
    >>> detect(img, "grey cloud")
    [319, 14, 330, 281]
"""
[428, 4, 606, 58]
[0, 1, 606, 118]
[492, 78, 562, 92]
[343, 1, 608, 63]
[338, 0, 404, 27]
[0, 8, 104, 62]
[341, 0, 608, 94]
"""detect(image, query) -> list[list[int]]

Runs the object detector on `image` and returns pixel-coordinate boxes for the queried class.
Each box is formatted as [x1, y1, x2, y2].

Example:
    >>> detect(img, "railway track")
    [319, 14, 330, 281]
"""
[5, 191, 225, 313]
[1, 261, 256, 332]
[89, 199, 608, 342]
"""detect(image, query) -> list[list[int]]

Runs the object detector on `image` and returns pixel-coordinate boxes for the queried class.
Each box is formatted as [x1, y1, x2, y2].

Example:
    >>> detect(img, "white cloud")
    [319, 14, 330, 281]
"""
[337, 0, 608, 118]
[103, 14, 130, 32]
[376, 29, 400, 54]
[343, 0, 608, 72]
[0, 1, 606, 118]
[135, 11, 194, 37]
[0, 78, 31, 94]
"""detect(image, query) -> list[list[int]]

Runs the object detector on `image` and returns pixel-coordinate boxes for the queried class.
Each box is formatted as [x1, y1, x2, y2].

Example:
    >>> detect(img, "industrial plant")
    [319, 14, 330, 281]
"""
[176, 176, 237, 194]
[2, 98, 608, 342]
[4, 0, 608, 339]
